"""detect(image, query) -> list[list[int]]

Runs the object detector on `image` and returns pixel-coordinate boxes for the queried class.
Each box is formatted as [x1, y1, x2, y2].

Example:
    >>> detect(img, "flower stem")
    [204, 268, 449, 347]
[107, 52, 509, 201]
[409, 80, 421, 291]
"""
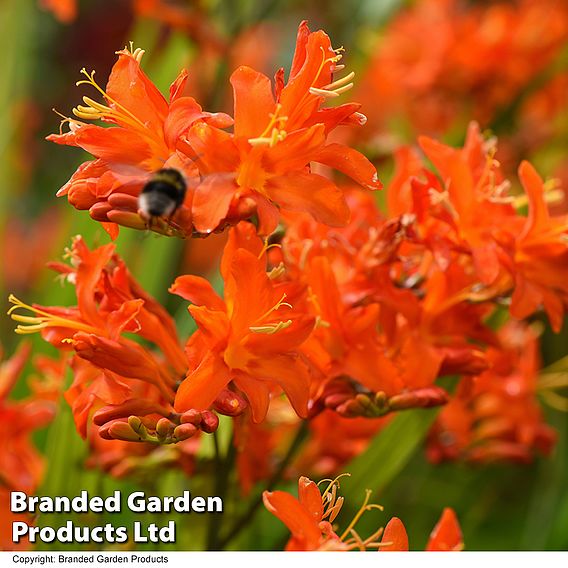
[206, 429, 236, 550]
[216, 420, 309, 550]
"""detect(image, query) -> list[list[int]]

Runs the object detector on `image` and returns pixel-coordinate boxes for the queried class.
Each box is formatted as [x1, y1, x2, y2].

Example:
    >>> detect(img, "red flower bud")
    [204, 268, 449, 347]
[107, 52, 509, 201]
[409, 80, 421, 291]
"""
[213, 389, 248, 416]
[388, 387, 448, 411]
[200, 410, 219, 433]
[173, 423, 198, 441]
[439, 348, 489, 376]
[180, 409, 202, 425]
[93, 400, 172, 426]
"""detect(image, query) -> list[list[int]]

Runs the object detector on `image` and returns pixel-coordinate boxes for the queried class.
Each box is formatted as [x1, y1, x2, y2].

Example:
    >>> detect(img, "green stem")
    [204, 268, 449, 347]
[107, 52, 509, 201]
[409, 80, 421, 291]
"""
[217, 420, 309, 550]
[206, 429, 236, 550]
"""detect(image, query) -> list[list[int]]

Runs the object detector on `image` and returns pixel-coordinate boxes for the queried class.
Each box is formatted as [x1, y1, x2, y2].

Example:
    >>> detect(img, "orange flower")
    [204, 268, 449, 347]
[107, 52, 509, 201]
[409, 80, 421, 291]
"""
[425, 508, 464, 551]
[264, 474, 463, 551]
[272, 189, 487, 418]
[263, 475, 385, 551]
[39, 0, 77, 23]
[381, 508, 463, 551]
[186, 21, 381, 235]
[427, 321, 557, 464]
[47, 46, 232, 239]
[0, 342, 59, 551]
[0, 342, 56, 494]
[416, 125, 568, 331]
[171, 222, 314, 422]
[356, 0, 568, 139]
[511, 161, 568, 332]
[8, 236, 186, 439]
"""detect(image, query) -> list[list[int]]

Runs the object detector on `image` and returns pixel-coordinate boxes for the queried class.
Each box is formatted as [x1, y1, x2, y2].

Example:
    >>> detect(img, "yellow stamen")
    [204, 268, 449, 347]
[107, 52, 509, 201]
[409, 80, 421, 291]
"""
[255, 293, 293, 322]
[120, 42, 146, 63]
[75, 68, 148, 132]
[248, 104, 289, 147]
[314, 46, 343, 86]
[248, 293, 293, 335]
[339, 489, 383, 541]
[317, 474, 387, 551]
[267, 263, 286, 280]
[260, 105, 287, 135]
[322, 70, 355, 91]
[249, 320, 293, 334]
[315, 315, 331, 329]
[307, 285, 323, 317]
[298, 240, 314, 271]
[8, 294, 99, 337]
[343, 526, 385, 550]
[309, 87, 340, 98]
[258, 239, 282, 259]
[319, 473, 351, 501]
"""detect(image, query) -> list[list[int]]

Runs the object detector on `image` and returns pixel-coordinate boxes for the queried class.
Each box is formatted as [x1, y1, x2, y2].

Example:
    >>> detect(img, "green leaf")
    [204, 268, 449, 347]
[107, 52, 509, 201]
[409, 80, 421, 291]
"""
[343, 408, 439, 496]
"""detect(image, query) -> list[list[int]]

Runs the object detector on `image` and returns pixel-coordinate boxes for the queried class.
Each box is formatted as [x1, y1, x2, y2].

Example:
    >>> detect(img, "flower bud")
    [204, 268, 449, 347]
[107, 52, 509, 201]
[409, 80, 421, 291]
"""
[173, 423, 198, 441]
[93, 400, 171, 426]
[323, 392, 353, 409]
[200, 410, 219, 433]
[156, 418, 176, 439]
[180, 409, 202, 425]
[128, 415, 147, 437]
[388, 387, 448, 411]
[213, 389, 248, 416]
[107, 420, 145, 442]
[335, 398, 364, 418]
[98, 423, 114, 440]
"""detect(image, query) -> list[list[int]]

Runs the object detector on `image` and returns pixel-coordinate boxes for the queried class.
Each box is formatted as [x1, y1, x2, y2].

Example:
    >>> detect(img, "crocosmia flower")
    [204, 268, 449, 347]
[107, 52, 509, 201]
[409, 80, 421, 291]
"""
[171, 222, 314, 422]
[48, 45, 232, 239]
[186, 21, 382, 236]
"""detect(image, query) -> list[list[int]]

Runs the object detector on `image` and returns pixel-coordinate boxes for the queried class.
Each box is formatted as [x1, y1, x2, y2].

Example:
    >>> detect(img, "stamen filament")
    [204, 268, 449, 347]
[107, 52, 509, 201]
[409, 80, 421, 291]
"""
[254, 293, 293, 324]
[323, 71, 355, 90]
[249, 320, 292, 334]
[75, 68, 148, 131]
[339, 489, 381, 541]
[319, 473, 351, 502]
[267, 263, 286, 280]
[309, 87, 340, 98]
[8, 294, 100, 336]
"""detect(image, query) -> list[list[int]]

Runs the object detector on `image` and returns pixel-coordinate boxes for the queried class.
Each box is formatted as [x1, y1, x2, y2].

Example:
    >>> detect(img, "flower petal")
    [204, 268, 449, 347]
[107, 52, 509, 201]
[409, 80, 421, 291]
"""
[263, 125, 326, 174]
[518, 160, 549, 237]
[231, 66, 276, 139]
[245, 355, 310, 419]
[381, 517, 409, 551]
[312, 143, 382, 190]
[169, 68, 189, 103]
[174, 351, 231, 412]
[266, 171, 349, 226]
[67, 125, 153, 166]
[232, 372, 271, 423]
[262, 489, 322, 550]
[107, 50, 169, 133]
[425, 508, 463, 551]
[298, 477, 324, 522]
[192, 173, 237, 233]
[164, 97, 206, 150]
[170, 275, 226, 311]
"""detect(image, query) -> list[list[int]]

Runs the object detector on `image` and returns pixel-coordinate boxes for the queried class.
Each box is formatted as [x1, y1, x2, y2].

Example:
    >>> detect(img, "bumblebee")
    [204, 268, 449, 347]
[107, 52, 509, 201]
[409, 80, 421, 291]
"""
[138, 168, 187, 220]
